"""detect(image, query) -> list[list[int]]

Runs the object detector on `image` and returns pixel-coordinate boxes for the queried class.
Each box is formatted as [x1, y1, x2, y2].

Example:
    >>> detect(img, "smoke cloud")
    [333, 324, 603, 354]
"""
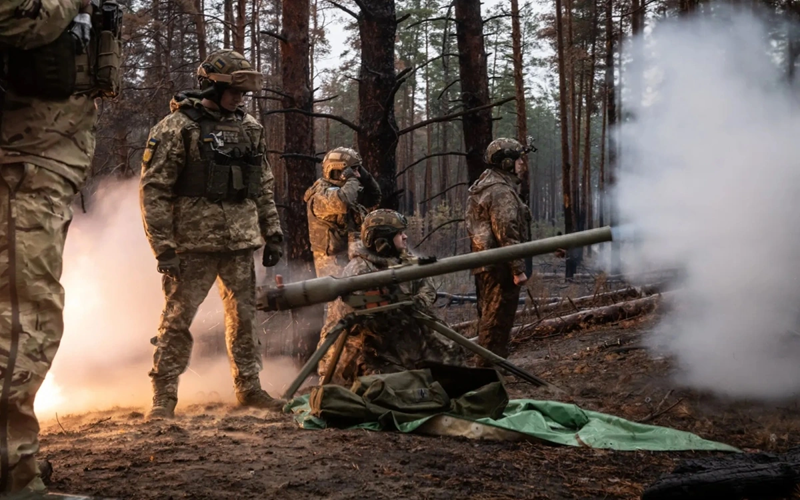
[616, 10, 800, 399]
[36, 180, 297, 418]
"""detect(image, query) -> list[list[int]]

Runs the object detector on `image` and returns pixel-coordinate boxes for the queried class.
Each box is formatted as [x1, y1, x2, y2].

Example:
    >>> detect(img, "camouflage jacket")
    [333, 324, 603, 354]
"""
[317, 243, 464, 385]
[139, 95, 282, 256]
[303, 174, 381, 256]
[466, 168, 531, 276]
[0, 0, 97, 188]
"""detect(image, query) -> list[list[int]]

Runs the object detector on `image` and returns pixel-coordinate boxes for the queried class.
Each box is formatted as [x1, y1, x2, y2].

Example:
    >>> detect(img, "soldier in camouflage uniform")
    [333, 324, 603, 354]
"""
[140, 50, 285, 419]
[304, 147, 381, 279]
[466, 138, 532, 365]
[0, 0, 104, 494]
[317, 210, 465, 386]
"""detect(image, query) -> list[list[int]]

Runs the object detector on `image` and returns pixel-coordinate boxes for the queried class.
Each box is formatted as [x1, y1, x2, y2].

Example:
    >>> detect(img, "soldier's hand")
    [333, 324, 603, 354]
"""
[157, 249, 181, 279]
[342, 166, 359, 181]
[513, 272, 528, 286]
[357, 165, 371, 179]
[262, 237, 283, 267]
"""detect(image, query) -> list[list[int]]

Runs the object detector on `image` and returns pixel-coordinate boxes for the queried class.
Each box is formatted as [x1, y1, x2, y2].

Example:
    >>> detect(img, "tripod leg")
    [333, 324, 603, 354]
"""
[282, 319, 348, 400]
[320, 327, 350, 386]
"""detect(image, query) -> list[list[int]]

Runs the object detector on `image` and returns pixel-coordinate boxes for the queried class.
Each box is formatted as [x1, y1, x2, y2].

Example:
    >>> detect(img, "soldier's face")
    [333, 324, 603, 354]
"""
[220, 88, 245, 111]
[515, 157, 526, 177]
[393, 231, 408, 251]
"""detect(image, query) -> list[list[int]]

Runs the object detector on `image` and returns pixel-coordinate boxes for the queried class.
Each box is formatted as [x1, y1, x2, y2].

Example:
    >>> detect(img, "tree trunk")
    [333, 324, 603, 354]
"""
[357, 0, 400, 209]
[281, 0, 321, 360]
[224, 0, 233, 48]
[234, 0, 246, 53]
[554, 0, 576, 277]
[598, 83, 607, 227]
[455, 0, 493, 185]
[582, 0, 599, 232]
[511, 0, 530, 205]
[605, 0, 620, 272]
[193, 0, 207, 61]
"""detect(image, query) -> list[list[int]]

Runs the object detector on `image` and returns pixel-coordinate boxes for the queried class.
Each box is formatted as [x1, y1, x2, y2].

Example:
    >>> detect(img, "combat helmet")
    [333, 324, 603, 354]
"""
[197, 49, 263, 105]
[322, 147, 362, 185]
[361, 209, 408, 255]
[484, 137, 525, 172]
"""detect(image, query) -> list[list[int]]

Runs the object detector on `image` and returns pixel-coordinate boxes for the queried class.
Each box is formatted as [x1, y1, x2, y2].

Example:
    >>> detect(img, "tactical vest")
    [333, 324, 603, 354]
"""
[6, 0, 123, 100]
[174, 107, 262, 202]
[307, 198, 349, 256]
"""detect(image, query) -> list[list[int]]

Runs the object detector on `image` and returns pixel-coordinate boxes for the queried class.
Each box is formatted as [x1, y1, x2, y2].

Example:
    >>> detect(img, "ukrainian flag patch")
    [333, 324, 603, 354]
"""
[143, 138, 159, 167]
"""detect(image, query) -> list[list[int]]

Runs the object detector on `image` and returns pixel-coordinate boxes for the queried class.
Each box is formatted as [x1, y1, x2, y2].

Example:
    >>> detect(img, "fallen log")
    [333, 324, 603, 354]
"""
[450, 284, 663, 332]
[511, 293, 669, 343]
[642, 449, 800, 500]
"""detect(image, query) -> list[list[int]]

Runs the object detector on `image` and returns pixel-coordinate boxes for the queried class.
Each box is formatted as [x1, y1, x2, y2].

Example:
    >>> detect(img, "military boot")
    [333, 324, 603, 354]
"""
[147, 384, 177, 420]
[235, 389, 286, 413]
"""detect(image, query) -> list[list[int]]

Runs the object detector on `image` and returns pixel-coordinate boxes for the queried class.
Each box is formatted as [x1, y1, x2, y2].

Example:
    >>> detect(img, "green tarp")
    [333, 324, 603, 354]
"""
[287, 396, 740, 453]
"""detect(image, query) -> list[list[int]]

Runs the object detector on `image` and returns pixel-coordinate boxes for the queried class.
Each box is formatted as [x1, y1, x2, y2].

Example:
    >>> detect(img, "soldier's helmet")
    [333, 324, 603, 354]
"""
[197, 49, 263, 94]
[361, 209, 408, 253]
[322, 147, 362, 185]
[484, 138, 525, 171]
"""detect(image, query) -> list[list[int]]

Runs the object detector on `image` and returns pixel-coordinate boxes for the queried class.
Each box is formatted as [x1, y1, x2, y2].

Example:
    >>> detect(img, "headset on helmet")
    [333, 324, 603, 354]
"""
[361, 209, 408, 255]
[322, 147, 362, 185]
[484, 136, 538, 172]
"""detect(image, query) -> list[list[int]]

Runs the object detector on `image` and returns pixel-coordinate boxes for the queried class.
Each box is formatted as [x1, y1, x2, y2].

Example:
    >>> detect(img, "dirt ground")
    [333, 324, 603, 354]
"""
[38, 304, 800, 500]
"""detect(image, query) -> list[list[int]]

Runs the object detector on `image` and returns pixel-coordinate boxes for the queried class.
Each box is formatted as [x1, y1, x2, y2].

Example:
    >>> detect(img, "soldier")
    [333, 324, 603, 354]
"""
[304, 147, 381, 279]
[466, 138, 532, 366]
[317, 209, 464, 386]
[0, 0, 115, 494]
[140, 50, 285, 419]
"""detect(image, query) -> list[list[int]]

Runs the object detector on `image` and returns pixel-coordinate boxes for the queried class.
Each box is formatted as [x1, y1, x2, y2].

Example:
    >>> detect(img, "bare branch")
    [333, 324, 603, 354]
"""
[614, 0, 661, 17]
[326, 0, 359, 19]
[263, 87, 292, 98]
[483, 12, 512, 24]
[280, 153, 323, 163]
[384, 66, 415, 109]
[414, 219, 465, 249]
[314, 94, 340, 104]
[395, 152, 467, 178]
[263, 108, 361, 132]
[396, 13, 411, 24]
[437, 78, 460, 100]
[419, 182, 468, 205]
[405, 16, 455, 29]
[260, 30, 287, 43]
[398, 97, 515, 136]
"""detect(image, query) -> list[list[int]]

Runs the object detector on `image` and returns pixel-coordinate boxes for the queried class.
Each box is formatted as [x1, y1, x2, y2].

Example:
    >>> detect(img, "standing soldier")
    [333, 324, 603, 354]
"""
[304, 147, 381, 279]
[0, 0, 120, 494]
[465, 138, 532, 366]
[140, 50, 285, 419]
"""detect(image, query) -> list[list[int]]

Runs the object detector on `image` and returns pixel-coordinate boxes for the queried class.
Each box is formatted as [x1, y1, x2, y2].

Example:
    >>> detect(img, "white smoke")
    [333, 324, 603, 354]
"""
[615, 10, 800, 399]
[36, 180, 297, 418]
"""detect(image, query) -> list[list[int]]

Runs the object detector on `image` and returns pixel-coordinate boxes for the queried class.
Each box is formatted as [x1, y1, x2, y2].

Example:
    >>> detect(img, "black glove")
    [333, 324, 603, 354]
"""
[341, 166, 358, 181]
[262, 236, 283, 267]
[156, 249, 180, 279]
[357, 165, 372, 180]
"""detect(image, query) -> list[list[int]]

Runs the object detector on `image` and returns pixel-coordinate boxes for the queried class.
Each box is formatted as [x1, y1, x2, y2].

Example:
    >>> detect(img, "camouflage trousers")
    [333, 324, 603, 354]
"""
[0, 164, 78, 495]
[149, 250, 264, 398]
[475, 267, 520, 364]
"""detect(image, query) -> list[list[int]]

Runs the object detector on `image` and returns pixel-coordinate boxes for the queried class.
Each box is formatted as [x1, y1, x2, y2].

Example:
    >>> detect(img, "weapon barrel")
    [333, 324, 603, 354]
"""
[258, 226, 614, 311]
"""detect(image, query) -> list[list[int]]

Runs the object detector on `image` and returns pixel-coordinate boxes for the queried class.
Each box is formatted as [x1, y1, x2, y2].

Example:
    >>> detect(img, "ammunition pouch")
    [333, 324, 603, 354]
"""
[7, 30, 77, 100]
[76, 0, 123, 97]
[7, 0, 122, 100]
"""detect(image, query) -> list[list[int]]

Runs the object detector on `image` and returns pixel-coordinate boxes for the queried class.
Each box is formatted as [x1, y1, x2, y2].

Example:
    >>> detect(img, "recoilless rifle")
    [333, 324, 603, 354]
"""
[257, 226, 621, 399]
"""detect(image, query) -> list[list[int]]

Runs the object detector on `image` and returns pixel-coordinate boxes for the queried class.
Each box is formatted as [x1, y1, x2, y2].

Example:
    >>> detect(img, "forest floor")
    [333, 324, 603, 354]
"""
[38, 275, 800, 500]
